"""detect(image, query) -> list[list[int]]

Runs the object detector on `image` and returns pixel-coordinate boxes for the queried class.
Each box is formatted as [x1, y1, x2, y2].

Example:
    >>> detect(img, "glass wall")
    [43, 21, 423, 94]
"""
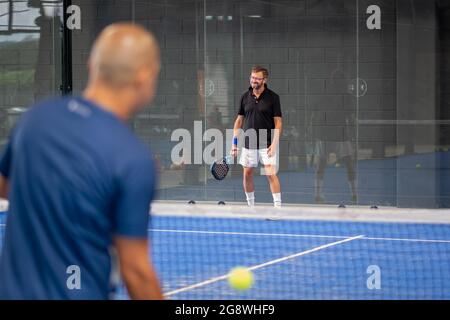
[1, 0, 449, 208]
[202, 1, 360, 205]
[0, 0, 62, 150]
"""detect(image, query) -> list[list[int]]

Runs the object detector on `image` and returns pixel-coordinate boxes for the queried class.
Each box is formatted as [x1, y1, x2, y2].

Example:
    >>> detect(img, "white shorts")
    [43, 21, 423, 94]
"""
[239, 148, 278, 168]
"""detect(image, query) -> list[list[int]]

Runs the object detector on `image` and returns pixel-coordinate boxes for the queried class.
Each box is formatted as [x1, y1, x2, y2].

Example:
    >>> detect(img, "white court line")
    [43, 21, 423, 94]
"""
[364, 236, 450, 244]
[150, 228, 350, 239]
[150, 228, 450, 244]
[2, 225, 449, 244]
[165, 235, 364, 297]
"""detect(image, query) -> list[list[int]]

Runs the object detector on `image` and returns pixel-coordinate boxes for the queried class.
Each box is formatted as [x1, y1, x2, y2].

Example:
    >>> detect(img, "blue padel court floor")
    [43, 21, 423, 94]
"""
[120, 213, 450, 300]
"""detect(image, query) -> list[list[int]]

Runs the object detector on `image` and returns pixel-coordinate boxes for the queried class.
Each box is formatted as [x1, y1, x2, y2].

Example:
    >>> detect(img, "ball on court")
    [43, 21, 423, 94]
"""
[228, 267, 254, 291]
[416, 163, 422, 168]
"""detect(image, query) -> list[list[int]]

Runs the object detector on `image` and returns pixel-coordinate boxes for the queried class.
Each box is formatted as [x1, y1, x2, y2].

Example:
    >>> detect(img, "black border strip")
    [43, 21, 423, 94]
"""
[61, 0, 73, 95]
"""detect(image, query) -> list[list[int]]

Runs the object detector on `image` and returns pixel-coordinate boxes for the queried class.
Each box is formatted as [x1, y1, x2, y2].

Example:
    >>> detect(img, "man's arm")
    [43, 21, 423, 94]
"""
[231, 115, 244, 156]
[233, 115, 244, 137]
[268, 117, 282, 157]
[0, 175, 8, 199]
[114, 236, 164, 300]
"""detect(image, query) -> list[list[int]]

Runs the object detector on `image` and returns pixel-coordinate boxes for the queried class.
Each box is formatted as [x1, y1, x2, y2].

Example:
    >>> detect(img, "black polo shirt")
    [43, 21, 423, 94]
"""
[238, 84, 282, 149]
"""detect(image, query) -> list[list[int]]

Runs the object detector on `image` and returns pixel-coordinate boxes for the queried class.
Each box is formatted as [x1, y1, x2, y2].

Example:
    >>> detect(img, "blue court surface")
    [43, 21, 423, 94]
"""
[117, 211, 450, 300]
[1, 209, 450, 300]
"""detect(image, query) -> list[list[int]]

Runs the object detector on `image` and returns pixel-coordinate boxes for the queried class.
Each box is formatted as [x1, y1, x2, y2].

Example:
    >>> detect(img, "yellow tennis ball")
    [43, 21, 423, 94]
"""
[228, 267, 254, 291]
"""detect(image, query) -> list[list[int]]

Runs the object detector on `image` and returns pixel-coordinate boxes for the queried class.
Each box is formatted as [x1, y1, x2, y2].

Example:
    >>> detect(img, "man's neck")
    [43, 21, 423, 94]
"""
[83, 84, 131, 120]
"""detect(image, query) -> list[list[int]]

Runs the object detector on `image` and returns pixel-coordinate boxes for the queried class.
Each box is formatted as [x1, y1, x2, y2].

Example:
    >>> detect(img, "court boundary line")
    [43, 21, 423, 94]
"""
[150, 228, 450, 244]
[2, 225, 449, 243]
[150, 228, 349, 239]
[164, 235, 364, 297]
[363, 236, 450, 243]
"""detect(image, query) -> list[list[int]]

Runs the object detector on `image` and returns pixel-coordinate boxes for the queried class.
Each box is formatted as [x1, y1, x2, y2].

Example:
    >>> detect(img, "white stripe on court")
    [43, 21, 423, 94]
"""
[150, 228, 450, 244]
[164, 234, 364, 297]
[2, 225, 449, 244]
[364, 236, 450, 243]
[150, 228, 350, 239]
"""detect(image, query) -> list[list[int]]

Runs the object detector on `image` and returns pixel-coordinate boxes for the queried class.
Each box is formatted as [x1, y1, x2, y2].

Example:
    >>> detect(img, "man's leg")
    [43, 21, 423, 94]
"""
[239, 148, 258, 206]
[243, 167, 255, 206]
[259, 148, 282, 208]
[264, 165, 281, 207]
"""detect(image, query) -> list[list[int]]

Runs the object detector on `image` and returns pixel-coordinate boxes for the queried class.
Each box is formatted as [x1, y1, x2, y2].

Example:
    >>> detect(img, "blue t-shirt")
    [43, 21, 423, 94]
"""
[0, 96, 156, 299]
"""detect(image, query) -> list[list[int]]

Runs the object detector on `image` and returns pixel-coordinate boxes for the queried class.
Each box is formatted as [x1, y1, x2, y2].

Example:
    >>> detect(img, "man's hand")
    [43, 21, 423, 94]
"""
[267, 144, 277, 158]
[114, 236, 164, 300]
[230, 145, 238, 157]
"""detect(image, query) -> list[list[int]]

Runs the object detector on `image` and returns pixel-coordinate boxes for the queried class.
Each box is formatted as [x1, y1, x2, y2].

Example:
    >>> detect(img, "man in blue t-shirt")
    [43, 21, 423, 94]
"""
[0, 23, 163, 299]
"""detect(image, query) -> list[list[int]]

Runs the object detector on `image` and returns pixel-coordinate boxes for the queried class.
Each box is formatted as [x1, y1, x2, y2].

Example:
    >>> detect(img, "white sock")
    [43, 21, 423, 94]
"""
[272, 193, 281, 208]
[245, 192, 255, 206]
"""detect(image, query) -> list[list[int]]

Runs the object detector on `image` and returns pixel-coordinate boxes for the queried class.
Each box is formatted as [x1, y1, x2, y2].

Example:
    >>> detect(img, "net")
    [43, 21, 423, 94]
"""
[1, 200, 450, 299]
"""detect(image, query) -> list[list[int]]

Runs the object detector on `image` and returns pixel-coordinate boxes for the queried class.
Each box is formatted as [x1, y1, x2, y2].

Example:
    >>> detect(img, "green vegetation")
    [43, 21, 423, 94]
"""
[0, 38, 38, 86]
[0, 69, 35, 86]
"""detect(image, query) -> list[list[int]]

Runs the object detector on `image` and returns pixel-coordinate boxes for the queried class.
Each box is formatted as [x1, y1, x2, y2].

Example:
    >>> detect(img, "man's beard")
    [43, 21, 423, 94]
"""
[251, 83, 262, 90]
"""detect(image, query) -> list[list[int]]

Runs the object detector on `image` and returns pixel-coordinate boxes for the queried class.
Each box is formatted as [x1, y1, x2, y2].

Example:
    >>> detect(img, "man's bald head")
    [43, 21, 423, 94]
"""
[89, 23, 160, 87]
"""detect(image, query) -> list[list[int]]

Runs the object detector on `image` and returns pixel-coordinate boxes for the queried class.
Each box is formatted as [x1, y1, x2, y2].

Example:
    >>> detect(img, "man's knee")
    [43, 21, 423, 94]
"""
[243, 168, 254, 178]
[263, 165, 278, 176]
[264, 170, 278, 179]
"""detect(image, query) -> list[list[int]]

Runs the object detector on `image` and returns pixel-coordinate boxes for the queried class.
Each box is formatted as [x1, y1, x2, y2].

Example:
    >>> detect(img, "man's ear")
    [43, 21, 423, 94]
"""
[136, 68, 149, 86]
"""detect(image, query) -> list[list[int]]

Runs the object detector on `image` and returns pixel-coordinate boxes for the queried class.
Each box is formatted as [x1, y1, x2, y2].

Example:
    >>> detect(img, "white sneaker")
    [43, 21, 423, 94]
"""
[266, 206, 282, 221]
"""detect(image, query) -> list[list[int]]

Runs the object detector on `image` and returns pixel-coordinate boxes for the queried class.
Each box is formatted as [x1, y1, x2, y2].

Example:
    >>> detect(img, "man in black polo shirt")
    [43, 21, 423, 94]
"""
[230, 66, 282, 208]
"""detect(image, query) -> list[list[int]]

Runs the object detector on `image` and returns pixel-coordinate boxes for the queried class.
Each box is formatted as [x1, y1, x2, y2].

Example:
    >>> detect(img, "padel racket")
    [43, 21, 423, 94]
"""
[211, 155, 232, 180]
